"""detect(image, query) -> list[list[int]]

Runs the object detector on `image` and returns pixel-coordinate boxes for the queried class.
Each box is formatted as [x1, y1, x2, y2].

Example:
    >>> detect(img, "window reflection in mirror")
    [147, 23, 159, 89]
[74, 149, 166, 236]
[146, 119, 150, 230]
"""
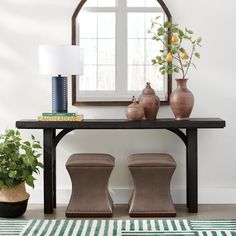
[72, 0, 172, 105]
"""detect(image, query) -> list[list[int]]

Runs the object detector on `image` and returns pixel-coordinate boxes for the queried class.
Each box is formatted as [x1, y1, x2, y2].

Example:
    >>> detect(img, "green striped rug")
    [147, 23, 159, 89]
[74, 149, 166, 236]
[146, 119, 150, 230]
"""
[0, 219, 236, 236]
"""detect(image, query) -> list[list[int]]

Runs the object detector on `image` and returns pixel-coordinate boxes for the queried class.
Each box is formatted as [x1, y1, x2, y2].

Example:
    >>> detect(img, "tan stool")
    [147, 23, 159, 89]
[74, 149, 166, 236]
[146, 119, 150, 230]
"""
[128, 153, 176, 217]
[66, 153, 114, 217]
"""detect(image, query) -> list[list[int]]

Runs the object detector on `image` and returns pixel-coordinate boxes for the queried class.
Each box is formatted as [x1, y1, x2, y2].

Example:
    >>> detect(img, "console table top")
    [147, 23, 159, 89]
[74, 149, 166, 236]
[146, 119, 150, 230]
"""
[16, 118, 226, 129]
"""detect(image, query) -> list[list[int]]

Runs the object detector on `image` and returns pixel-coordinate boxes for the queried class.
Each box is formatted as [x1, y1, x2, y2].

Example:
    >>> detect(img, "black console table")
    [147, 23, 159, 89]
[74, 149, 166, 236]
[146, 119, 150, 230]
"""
[16, 118, 225, 214]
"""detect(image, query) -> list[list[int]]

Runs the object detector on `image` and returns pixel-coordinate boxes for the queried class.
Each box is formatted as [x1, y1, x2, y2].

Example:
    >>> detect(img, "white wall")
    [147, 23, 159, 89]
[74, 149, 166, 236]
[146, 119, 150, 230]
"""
[0, 0, 235, 204]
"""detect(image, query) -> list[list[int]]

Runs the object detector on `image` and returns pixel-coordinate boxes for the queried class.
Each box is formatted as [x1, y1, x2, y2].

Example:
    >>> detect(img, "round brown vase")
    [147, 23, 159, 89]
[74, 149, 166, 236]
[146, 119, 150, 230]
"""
[170, 79, 194, 120]
[126, 96, 144, 121]
[139, 83, 160, 120]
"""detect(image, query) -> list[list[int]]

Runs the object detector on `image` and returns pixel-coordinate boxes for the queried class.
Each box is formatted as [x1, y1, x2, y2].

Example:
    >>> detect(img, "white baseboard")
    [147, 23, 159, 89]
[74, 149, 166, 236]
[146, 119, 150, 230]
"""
[27, 187, 236, 204]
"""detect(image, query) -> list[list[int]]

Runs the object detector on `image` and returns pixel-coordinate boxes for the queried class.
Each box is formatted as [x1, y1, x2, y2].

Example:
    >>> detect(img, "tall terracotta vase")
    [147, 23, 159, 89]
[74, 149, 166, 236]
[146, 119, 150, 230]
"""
[170, 79, 194, 120]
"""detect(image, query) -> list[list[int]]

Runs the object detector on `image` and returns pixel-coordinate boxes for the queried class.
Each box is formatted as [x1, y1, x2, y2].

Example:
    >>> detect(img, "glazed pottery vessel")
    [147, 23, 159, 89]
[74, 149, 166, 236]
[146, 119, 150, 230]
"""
[170, 79, 194, 120]
[139, 83, 160, 120]
[126, 96, 144, 121]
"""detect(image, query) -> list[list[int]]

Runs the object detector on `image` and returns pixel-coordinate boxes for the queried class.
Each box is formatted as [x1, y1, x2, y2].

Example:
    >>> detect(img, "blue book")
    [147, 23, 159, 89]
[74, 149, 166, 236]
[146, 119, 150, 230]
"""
[42, 112, 77, 117]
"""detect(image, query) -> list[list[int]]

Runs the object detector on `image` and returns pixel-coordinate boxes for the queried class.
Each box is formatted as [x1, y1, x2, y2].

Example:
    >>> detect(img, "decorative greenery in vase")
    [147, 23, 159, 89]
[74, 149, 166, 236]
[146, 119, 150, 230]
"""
[0, 129, 43, 190]
[148, 17, 202, 79]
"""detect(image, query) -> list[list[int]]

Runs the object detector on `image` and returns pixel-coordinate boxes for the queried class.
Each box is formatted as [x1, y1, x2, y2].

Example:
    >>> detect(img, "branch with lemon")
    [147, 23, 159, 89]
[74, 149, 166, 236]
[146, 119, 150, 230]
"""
[149, 17, 202, 79]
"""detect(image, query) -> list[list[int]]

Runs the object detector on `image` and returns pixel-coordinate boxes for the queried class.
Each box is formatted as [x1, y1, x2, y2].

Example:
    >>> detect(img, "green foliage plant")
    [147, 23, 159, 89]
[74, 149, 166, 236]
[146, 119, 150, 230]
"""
[149, 17, 202, 79]
[0, 129, 43, 190]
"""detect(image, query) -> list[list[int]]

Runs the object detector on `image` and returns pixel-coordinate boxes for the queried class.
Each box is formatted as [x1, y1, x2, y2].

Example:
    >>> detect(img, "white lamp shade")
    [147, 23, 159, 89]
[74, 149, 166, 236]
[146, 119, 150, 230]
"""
[39, 45, 84, 75]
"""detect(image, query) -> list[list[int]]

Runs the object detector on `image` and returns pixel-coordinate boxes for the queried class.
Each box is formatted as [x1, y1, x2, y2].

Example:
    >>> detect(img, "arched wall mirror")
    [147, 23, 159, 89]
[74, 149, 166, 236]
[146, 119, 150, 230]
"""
[72, 0, 172, 105]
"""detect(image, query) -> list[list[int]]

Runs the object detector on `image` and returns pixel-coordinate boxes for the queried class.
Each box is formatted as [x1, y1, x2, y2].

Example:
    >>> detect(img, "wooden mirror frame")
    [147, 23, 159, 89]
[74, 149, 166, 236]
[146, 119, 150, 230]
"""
[71, 0, 172, 106]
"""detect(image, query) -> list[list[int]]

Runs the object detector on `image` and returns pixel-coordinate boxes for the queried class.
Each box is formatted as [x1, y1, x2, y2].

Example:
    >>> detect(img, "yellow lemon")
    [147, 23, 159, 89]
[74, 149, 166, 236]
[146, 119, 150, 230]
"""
[171, 35, 179, 44]
[180, 50, 189, 60]
[165, 52, 173, 63]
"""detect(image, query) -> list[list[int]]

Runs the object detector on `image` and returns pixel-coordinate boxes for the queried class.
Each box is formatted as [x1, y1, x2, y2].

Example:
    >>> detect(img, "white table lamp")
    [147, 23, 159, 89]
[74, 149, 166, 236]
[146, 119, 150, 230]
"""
[39, 45, 84, 113]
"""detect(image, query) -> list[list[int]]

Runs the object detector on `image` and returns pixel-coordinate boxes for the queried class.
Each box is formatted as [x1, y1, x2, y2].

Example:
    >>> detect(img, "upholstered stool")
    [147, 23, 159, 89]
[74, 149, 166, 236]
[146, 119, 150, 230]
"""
[66, 153, 114, 217]
[128, 153, 176, 217]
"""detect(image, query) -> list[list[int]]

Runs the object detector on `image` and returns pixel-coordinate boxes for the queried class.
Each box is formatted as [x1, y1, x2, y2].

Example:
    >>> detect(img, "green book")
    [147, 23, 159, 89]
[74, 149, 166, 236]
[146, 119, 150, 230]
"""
[42, 112, 77, 117]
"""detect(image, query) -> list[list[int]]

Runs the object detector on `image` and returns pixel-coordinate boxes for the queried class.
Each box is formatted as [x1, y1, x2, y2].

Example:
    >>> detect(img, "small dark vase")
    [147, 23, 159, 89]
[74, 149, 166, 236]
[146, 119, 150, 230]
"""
[139, 82, 160, 120]
[170, 79, 194, 120]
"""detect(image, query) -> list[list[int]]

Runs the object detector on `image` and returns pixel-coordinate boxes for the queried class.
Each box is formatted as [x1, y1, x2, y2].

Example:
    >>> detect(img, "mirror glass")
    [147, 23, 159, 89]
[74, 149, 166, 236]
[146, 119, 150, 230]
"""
[72, 0, 172, 105]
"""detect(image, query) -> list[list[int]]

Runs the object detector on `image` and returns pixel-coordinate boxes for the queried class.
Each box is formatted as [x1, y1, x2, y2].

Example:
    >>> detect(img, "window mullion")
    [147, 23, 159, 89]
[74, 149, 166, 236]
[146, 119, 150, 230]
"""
[116, 0, 127, 95]
[96, 11, 99, 90]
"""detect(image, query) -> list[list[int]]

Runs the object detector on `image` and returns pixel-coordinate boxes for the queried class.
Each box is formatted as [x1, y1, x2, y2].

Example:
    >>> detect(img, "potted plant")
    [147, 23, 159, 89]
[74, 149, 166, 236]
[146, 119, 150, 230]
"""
[149, 17, 202, 120]
[0, 129, 43, 217]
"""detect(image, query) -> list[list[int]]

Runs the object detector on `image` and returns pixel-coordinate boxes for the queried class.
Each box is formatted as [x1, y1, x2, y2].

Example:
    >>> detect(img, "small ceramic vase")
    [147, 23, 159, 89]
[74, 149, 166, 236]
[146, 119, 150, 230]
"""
[139, 82, 160, 120]
[170, 79, 194, 120]
[126, 96, 145, 121]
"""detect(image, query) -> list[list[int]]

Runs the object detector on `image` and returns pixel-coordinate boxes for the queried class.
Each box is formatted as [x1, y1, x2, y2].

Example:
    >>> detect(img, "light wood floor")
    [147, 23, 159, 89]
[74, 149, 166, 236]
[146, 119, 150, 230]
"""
[19, 204, 236, 220]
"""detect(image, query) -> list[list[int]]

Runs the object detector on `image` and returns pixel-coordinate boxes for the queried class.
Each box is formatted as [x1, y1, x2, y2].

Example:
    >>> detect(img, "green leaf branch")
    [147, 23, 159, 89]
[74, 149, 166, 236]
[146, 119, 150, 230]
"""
[149, 17, 202, 79]
[0, 129, 43, 190]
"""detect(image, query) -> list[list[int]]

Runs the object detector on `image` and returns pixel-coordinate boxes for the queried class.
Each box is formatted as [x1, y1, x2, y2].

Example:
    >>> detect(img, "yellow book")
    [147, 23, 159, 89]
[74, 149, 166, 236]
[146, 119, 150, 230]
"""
[38, 114, 83, 122]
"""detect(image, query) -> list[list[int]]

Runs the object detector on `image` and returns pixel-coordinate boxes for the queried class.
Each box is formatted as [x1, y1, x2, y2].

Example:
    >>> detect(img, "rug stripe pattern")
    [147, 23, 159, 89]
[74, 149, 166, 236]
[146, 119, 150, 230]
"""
[0, 219, 236, 236]
[0, 220, 28, 236]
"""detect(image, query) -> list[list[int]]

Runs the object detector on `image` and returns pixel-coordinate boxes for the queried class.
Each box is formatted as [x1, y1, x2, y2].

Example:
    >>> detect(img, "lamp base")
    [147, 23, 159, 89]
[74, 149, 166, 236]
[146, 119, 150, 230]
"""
[52, 76, 68, 113]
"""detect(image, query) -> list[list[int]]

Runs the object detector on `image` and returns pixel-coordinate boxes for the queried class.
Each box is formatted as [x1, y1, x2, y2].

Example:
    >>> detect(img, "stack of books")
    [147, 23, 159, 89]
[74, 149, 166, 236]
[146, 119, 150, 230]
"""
[37, 112, 84, 122]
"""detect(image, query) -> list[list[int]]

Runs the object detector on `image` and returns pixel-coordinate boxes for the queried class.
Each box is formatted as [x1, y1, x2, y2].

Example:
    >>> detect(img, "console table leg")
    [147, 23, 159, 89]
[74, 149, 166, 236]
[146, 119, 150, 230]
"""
[186, 128, 198, 213]
[43, 129, 55, 214]
[186, 148, 189, 208]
